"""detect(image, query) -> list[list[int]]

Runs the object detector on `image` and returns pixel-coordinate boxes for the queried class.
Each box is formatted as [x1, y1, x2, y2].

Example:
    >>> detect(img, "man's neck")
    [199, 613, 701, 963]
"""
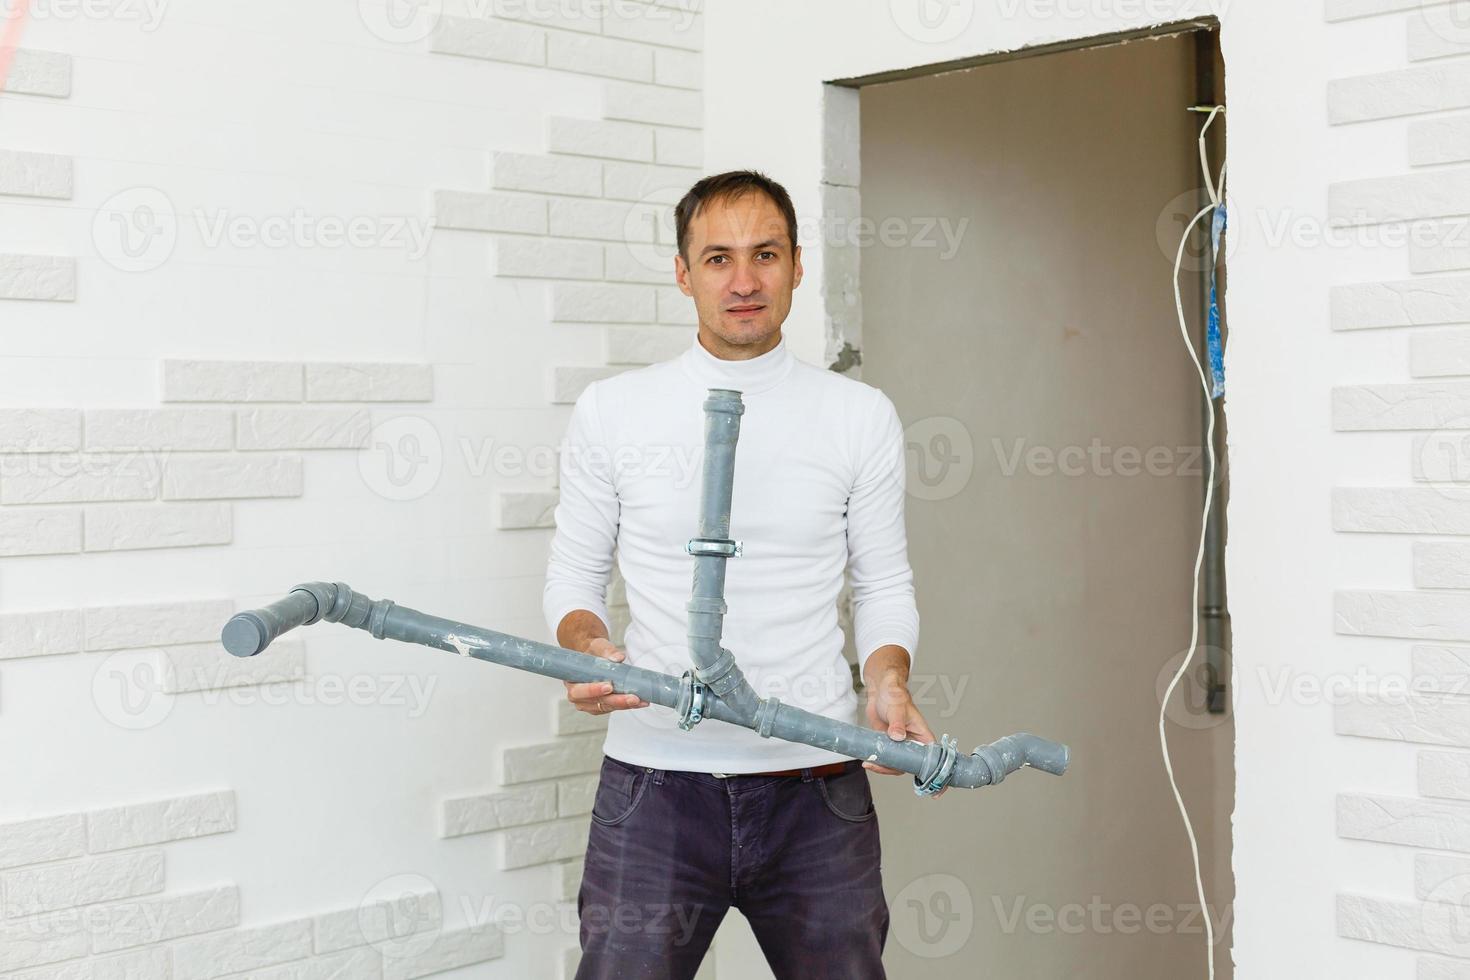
[697, 326, 782, 362]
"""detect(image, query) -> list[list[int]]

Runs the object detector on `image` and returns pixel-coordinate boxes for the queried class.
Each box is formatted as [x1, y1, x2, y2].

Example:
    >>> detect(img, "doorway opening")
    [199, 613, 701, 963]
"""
[832, 22, 1233, 980]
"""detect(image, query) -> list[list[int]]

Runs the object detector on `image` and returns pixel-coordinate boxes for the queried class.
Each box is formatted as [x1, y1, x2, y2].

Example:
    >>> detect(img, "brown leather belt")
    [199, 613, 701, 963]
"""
[710, 761, 853, 779]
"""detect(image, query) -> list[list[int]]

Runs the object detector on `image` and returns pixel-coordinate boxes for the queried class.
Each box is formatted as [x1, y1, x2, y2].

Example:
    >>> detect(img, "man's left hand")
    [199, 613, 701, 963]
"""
[862, 672, 946, 797]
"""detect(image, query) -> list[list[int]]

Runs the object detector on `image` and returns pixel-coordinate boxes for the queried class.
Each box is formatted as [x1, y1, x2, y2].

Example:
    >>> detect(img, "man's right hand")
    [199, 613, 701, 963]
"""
[564, 637, 650, 715]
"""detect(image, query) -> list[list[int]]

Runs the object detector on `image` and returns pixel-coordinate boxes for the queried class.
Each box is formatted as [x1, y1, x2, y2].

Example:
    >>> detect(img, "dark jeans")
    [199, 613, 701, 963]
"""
[574, 754, 889, 980]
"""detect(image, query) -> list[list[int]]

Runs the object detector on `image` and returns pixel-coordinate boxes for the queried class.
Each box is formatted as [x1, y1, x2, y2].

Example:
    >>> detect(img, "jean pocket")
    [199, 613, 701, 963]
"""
[591, 757, 652, 827]
[816, 765, 876, 822]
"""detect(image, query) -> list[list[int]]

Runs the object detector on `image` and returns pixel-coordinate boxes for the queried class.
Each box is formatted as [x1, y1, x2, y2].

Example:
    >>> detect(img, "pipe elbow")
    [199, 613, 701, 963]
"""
[1004, 732, 1070, 776]
[947, 732, 1070, 789]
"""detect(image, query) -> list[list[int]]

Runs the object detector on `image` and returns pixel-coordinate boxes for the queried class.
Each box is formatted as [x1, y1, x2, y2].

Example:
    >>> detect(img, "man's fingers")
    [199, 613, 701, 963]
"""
[564, 677, 649, 713]
[574, 693, 649, 713]
[907, 714, 936, 743]
[585, 639, 626, 662]
[566, 680, 614, 702]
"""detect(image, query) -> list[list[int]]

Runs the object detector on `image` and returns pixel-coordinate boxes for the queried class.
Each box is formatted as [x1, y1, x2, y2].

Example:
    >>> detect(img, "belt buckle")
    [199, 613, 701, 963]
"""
[711, 771, 729, 779]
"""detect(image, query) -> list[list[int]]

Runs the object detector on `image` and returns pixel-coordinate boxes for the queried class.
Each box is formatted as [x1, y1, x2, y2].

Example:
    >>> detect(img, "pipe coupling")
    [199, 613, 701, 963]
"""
[675, 670, 709, 731]
[913, 734, 961, 798]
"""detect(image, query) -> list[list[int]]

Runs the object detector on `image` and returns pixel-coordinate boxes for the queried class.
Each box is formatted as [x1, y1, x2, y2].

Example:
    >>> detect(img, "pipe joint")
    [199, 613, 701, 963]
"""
[693, 646, 740, 693]
[755, 697, 781, 738]
[675, 670, 710, 731]
[686, 537, 742, 558]
[913, 734, 961, 797]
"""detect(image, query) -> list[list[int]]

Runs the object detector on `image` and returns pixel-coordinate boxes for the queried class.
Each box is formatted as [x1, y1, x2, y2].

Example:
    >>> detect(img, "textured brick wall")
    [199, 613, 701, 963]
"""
[0, 1, 703, 976]
[1328, 0, 1470, 972]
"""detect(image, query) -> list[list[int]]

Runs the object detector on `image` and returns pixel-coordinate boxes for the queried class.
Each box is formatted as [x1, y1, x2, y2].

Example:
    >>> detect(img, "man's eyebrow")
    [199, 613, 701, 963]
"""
[697, 239, 786, 258]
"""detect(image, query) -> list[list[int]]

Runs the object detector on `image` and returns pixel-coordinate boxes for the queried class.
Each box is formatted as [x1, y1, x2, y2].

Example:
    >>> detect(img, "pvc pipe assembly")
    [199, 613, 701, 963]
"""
[221, 388, 1070, 796]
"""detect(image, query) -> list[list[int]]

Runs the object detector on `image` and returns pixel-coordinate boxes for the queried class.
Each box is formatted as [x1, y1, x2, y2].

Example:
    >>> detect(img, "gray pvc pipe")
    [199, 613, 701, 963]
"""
[219, 386, 1070, 793]
[222, 581, 1066, 790]
[684, 389, 762, 725]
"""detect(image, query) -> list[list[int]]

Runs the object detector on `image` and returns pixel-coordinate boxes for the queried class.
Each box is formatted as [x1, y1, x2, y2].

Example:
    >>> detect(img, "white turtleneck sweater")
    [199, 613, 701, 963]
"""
[542, 333, 920, 773]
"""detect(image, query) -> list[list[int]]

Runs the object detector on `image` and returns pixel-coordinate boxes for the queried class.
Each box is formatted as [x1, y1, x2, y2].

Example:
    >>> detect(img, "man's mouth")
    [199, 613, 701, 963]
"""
[726, 305, 765, 316]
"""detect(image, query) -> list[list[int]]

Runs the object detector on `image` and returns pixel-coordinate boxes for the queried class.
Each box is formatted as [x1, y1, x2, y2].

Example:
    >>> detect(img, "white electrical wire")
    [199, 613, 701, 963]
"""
[1159, 103, 1225, 980]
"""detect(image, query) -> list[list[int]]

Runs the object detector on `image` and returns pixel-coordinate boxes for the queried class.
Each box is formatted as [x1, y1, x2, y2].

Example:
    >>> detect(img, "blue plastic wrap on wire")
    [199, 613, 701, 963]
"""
[1206, 203, 1227, 400]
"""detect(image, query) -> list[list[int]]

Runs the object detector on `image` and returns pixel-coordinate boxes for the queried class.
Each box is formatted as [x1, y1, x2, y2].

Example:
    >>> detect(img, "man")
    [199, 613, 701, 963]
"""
[543, 170, 935, 980]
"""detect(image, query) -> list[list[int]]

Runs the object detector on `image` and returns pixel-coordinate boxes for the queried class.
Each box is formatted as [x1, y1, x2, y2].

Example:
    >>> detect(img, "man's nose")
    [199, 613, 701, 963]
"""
[728, 260, 760, 296]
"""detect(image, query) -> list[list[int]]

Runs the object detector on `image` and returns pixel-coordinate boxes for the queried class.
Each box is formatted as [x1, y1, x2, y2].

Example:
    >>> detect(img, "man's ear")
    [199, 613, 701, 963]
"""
[792, 245, 803, 289]
[674, 254, 692, 296]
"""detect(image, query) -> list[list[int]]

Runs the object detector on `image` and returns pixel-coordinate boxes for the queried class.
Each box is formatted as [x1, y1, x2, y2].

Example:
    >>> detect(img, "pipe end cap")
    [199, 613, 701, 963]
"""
[221, 615, 265, 658]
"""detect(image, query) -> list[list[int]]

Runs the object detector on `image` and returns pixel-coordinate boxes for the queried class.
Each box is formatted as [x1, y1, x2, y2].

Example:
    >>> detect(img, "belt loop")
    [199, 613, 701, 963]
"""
[800, 766, 814, 783]
[650, 766, 665, 786]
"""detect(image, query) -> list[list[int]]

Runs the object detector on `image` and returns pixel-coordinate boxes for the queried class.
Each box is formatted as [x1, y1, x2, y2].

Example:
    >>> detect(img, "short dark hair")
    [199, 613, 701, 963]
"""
[673, 170, 799, 266]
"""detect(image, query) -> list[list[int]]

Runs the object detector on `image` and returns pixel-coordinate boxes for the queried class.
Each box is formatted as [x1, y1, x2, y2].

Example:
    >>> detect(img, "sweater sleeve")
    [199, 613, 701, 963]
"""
[846, 388, 920, 675]
[542, 382, 619, 640]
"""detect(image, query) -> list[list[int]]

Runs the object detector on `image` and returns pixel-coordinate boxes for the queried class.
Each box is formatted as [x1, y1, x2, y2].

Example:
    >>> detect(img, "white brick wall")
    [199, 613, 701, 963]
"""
[442, 783, 558, 837]
[8, 49, 72, 97]
[2, 850, 165, 917]
[1331, 3, 1470, 968]
[1, 2, 707, 972]
[87, 791, 237, 852]
[0, 148, 73, 199]
[434, 189, 548, 233]
[381, 926, 505, 980]
[429, 16, 546, 66]
[162, 361, 304, 403]
[84, 501, 233, 551]
[304, 363, 433, 402]
[547, 32, 655, 82]
[235, 408, 371, 450]
[81, 600, 235, 651]
[1328, 61, 1470, 124]
[603, 80, 702, 128]
[1339, 793, 1470, 852]
[1332, 275, 1470, 330]
[1419, 751, 1470, 799]
[84, 410, 232, 452]
[0, 508, 83, 557]
[161, 454, 304, 500]
[548, 117, 656, 162]
[313, 890, 443, 955]
[1410, 115, 1470, 166]
[501, 817, 591, 870]
[0, 254, 75, 301]
[0, 409, 80, 452]
[491, 151, 604, 198]
[495, 489, 559, 529]
[0, 787, 506, 976]
[1337, 691, 1470, 746]
[501, 733, 604, 784]
[172, 918, 315, 978]
[550, 282, 656, 322]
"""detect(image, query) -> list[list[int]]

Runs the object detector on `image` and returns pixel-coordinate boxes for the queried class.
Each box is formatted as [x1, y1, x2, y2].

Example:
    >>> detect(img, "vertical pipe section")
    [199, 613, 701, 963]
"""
[685, 388, 763, 723]
[1194, 29, 1229, 714]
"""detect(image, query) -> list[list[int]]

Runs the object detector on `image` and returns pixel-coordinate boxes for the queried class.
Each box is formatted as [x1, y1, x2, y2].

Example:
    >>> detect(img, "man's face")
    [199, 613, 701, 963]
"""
[674, 191, 803, 357]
